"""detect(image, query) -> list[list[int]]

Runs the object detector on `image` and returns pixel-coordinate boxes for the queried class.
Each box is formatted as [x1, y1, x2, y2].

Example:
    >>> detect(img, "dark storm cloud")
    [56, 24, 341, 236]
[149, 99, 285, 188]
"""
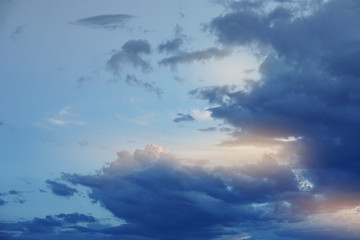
[125, 75, 163, 98]
[173, 113, 195, 123]
[159, 47, 231, 67]
[189, 0, 360, 219]
[46, 180, 77, 197]
[73, 14, 134, 29]
[0, 198, 5, 205]
[107, 39, 151, 74]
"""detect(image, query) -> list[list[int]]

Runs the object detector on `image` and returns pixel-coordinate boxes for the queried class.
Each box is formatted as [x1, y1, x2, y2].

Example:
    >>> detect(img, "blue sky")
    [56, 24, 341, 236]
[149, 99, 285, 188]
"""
[1, 0, 360, 239]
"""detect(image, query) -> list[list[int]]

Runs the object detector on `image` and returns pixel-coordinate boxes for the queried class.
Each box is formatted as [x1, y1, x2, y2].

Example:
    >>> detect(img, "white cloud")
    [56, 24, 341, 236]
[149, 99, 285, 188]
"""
[47, 118, 66, 126]
[47, 118, 85, 126]
[191, 108, 213, 121]
[58, 106, 71, 116]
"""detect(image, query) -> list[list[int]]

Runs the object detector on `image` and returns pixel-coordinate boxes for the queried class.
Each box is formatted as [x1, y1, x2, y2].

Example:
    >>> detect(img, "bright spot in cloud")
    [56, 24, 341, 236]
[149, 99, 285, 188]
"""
[274, 136, 302, 142]
[191, 108, 212, 121]
[188, 49, 262, 86]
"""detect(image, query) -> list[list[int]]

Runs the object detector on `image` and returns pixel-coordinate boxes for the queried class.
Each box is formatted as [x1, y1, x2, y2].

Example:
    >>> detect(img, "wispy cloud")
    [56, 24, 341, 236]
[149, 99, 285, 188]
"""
[72, 14, 134, 29]
[125, 75, 163, 98]
[45, 107, 85, 127]
[47, 118, 85, 126]
[159, 47, 232, 67]
[173, 113, 195, 123]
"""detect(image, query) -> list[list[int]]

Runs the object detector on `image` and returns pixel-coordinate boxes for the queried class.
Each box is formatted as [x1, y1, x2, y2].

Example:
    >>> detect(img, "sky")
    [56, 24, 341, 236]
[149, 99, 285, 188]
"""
[1, 0, 360, 239]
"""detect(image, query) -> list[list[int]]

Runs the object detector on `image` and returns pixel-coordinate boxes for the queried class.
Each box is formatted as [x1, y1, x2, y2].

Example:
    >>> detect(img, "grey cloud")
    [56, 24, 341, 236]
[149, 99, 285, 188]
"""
[198, 127, 217, 132]
[78, 140, 89, 147]
[107, 39, 151, 74]
[77, 76, 92, 88]
[9, 25, 25, 40]
[125, 75, 163, 98]
[0, 190, 24, 205]
[62, 145, 304, 239]
[190, 0, 360, 212]
[0, 213, 103, 239]
[158, 37, 183, 53]
[159, 47, 231, 67]
[8, 190, 21, 195]
[2, 144, 358, 239]
[46, 180, 78, 197]
[173, 113, 195, 123]
[59, 144, 360, 239]
[73, 14, 134, 29]
[56, 213, 96, 224]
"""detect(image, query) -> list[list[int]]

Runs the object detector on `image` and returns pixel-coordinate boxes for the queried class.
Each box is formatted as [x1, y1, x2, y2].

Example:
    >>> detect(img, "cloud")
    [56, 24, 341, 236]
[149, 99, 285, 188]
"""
[125, 75, 163, 98]
[77, 76, 92, 88]
[158, 37, 183, 53]
[107, 39, 151, 74]
[55, 213, 96, 224]
[47, 118, 85, 126]
[159, 47, 232, 67]
[78, 140, 89, 147]
[72, 14, 134, 29]
[198, 127, 217, 132]
[0, 213, 101, 239]
[61, 144, 301, 239]
[9, 25, 25, 41]
[173, 113, 195, 123]
[190, 0, 360, 213]
[158, 24, 187, 54]
[46, 180, 78, 197]
[58, 144, 360, 239]
[3, 144, 360, 239]
[45, 107, 85, 127]
[0, 190, 25, 205]
[191, 108, 212, 121]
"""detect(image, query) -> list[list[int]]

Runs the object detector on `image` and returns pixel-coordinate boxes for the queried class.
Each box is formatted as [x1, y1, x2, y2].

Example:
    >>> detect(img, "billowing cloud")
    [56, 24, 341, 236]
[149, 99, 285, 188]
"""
[46, 180, 77, 197]
[173, 113, 195, 123]
[107, 39, 151, 74]
[189, 0, 360, 215]
[2, 144, 360, 239]
[57, 144, 360, 239]
[73, 14, 134, 29]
